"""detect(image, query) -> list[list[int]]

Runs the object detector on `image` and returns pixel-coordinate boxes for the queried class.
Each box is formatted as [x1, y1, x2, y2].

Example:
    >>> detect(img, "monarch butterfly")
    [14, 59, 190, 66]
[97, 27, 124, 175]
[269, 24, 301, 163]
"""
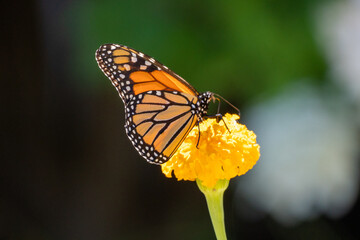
[95, 44, 238, 164]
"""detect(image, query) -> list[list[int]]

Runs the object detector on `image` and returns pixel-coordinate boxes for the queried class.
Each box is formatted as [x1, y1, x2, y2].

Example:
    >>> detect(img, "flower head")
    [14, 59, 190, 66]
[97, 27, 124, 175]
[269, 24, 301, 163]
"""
[161, 113, 260, 187]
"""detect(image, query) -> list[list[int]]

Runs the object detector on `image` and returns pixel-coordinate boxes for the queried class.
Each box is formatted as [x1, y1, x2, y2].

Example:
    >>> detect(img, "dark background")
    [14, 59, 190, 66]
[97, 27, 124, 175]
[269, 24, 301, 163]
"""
[2, 0, 359, 239]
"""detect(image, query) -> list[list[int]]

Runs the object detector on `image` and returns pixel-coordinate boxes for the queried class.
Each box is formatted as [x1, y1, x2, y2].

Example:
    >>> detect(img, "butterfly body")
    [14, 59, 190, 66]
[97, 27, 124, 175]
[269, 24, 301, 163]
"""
[96, 44, 214, 164]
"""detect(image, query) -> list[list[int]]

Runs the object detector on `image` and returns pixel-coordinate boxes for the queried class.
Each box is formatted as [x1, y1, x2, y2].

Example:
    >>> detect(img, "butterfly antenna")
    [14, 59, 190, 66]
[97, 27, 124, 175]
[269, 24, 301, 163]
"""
[213, 93, 241, 117]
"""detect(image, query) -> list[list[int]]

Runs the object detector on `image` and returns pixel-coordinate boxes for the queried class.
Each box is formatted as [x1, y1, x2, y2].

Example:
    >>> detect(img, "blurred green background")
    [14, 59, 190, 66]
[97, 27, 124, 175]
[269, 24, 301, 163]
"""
[2, 0, 359, 239]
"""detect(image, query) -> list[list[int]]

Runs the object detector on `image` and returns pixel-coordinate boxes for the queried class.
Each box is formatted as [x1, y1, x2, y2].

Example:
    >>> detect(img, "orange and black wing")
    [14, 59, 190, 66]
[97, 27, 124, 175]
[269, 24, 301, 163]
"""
[125, 91, 198, 164]
[95, 44, 198, 104]
[95, 44, 201, 164]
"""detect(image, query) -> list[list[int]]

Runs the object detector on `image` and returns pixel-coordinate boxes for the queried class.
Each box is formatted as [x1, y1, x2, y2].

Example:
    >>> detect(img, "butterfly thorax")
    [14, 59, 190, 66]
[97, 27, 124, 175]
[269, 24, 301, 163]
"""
[196, 91, 214, 121]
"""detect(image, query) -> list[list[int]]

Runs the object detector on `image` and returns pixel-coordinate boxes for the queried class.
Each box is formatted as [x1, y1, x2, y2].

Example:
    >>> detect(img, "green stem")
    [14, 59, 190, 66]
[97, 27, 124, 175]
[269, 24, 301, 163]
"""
[196, 179, 229, 240]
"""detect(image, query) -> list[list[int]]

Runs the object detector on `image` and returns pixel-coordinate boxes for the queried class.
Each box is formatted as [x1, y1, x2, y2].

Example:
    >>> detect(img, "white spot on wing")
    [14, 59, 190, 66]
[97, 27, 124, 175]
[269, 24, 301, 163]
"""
[124, 64, 130, 71]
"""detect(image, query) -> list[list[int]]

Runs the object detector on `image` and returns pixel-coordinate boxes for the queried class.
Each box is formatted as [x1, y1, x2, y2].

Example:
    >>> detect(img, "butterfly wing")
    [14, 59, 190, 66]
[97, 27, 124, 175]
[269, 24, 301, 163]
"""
[95, 44, 200, 164]
[125, 91, 198, 164]
[95, 44, 198, 104]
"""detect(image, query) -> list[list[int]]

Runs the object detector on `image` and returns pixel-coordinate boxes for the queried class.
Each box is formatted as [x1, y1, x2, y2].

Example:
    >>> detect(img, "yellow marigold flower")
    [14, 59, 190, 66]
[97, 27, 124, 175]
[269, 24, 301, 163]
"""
[161, 113, 260, 188]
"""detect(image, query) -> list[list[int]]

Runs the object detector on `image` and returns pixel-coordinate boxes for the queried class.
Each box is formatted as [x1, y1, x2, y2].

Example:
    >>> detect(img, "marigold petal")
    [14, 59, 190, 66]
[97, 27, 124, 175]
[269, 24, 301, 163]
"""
[161, 114, 260, 188]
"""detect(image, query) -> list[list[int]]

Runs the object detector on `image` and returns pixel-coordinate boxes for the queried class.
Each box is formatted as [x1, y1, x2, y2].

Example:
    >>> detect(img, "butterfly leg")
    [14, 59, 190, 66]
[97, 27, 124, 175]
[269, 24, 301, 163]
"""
[212, 93, 241, 123]
[205, 113, 231, 133]
[214, 97, 239, 125]
[215, 97, 221, 118]
[196, 121, 201, 149]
